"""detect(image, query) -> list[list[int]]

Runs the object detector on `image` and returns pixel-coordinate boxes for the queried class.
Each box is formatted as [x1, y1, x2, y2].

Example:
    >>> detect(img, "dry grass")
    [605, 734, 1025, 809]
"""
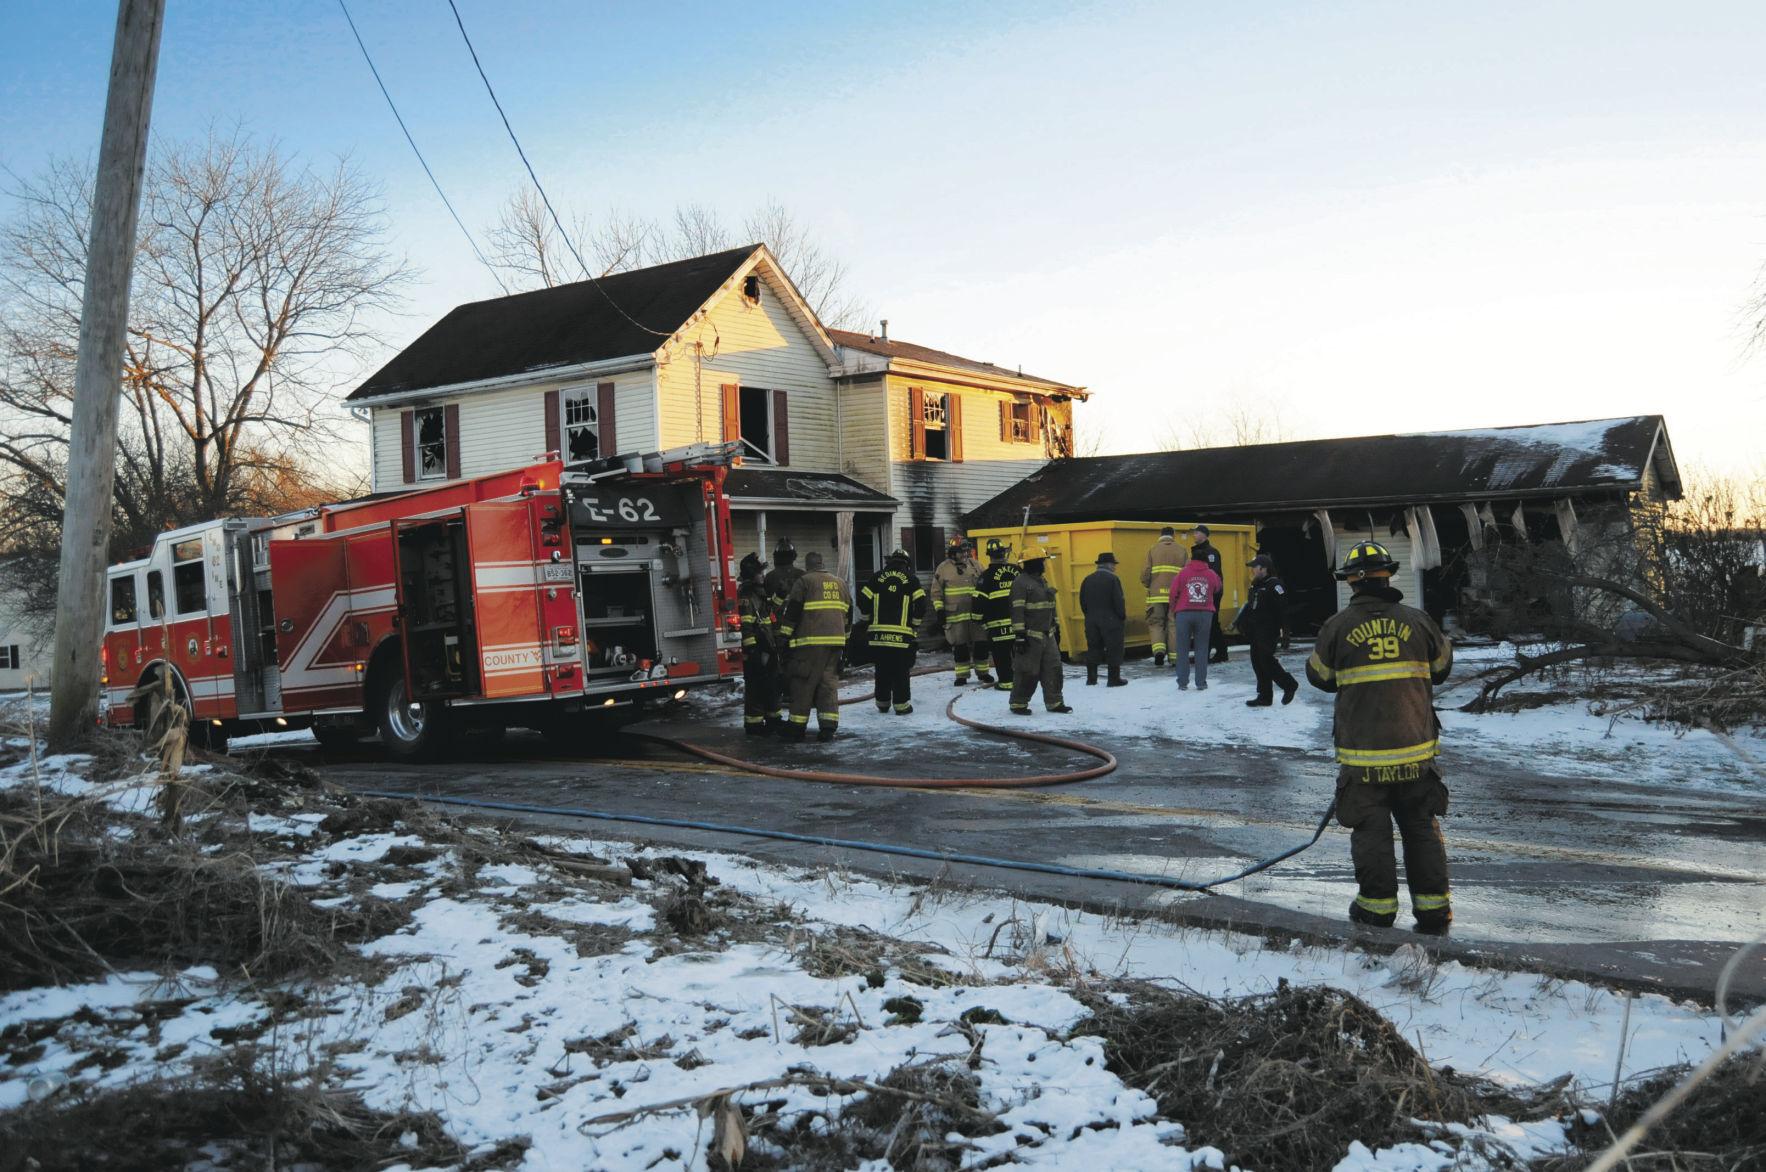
[1543, 1056, 1766, 1170]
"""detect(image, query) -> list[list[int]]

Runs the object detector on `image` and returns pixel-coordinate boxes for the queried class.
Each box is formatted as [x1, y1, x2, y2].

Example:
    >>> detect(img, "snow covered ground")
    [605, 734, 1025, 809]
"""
[0, 744, 1738, 1171]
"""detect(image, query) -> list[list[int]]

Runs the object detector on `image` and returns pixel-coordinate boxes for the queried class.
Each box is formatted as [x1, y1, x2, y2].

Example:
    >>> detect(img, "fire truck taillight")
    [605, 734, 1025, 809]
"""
[554, 625, 576, 651]
[723, 613, 741, 628]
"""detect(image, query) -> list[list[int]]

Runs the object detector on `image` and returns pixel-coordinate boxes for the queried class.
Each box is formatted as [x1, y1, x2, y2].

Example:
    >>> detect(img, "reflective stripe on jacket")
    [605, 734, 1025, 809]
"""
[858, 567, 927, 648]
[1306, 587, 1452, 782]
[1140, 536, 1187, 605]
[932, 556, 982, 622]
[763, 565, 804, 614]
[738, 581, 776, 650]
[779, 570, 852, 649]
[978, 561, 1021, 637]
[1009, 572, 1059, 640]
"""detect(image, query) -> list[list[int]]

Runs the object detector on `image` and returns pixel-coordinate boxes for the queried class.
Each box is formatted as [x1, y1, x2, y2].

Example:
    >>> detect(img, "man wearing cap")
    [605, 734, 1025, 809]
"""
[977, 538, 1020, 690]
[859, 547, 928, 715]
[1239, 555, 1298, 707]
[1008, 554, 1072, 714]
[1140, 526, 1187, 667]
[1188, 525, 1230, 664]
[778, 551, 853, 742]
[1079, 551, 1128, 687]
[737, 552, 781, 735]
[1307, 540, 1454, 934]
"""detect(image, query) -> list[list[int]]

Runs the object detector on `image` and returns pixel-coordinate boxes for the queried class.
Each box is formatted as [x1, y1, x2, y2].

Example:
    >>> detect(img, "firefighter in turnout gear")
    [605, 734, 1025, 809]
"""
[1008, 555, 1072, 715]
[859, 548, 928, 715]
[1140, 526, 1187, 666]
[977, 538, 1020, 689]
[761, 538, 805, 724]
[737, 553, 780, 735]
[932, 536, 993, 685]
[778, 551, 852, 742]
[1306, 540, 1455, 933]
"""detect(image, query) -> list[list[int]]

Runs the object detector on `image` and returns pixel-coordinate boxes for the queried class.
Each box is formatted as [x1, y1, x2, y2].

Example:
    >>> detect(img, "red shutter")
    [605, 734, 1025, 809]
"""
[948, 394, 964, 463]
[908, 387, 925, 460]
[721, 383, 741, 444]
[597, 381, 617, 457]
[400, 410, 415, 484]
[771, 389, 789, 466]
[444, 403, 461, 479]
[1000, 399, 1013, 443]
[543, 390, 560, 458]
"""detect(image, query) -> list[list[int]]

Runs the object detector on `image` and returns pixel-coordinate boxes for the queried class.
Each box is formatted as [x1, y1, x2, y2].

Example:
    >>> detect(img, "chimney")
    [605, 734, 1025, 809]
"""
[879, 319, 888, 342]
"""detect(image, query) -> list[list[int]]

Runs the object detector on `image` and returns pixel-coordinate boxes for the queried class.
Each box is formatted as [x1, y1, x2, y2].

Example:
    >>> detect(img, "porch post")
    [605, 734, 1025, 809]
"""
[835, 510, 855, 591]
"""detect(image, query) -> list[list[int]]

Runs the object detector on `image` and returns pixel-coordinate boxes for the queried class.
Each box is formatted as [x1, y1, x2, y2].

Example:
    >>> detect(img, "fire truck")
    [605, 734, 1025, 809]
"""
[100, 443, 744, 758]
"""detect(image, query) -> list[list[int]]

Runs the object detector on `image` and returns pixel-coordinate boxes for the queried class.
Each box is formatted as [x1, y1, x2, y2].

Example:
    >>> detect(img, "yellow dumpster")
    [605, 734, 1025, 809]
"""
[965, 520, 1256, 660]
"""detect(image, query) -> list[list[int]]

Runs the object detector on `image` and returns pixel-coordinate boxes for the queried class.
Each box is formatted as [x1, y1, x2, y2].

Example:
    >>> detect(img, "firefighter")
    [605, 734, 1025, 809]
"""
[1238, 554, 1298, 707]
[859, 547, 927, 715]
[778, 550, 852, 742]
[1188, 525, 1229, 663]
[977, 538, 1020, 690]
[1305, 540, 1454, 934]
[1140, 526, 1187, 666]
[762, 537, 805, 723]
[931, 536, 992, 685]
[736, 552, 780, 735]
[1079, 551, 1128, 687]
[1008, 554, 1072, 715]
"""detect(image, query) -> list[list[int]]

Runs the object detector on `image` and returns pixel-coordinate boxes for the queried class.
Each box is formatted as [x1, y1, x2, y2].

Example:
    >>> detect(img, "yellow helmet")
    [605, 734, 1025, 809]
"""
[1336, 540, 1399, 582]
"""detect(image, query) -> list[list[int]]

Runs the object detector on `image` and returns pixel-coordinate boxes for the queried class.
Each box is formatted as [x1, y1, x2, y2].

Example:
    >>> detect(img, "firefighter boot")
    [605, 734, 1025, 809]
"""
[1086, 667, 1098, 686]
[779, 720, 808, 743]
[975, 668, 995, 685]
[1153, 651, 1166, 667]
[1347, 896, 1398, 928]
[817, 724, 838, 743]
[745, 719, 772, 737]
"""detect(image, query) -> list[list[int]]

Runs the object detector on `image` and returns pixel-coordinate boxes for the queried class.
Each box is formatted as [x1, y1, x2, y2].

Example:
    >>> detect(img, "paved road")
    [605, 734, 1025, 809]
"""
[254, 667, 1766, 1004]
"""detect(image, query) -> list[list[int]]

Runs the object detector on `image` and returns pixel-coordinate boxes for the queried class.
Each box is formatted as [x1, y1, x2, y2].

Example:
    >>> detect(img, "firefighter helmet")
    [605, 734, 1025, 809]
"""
[1336, 540, 1399, 581]
[984, 538, 1010, 559]
[773, 537, 797, 561]
[739, 552, 765, 580]
[947, 535, 972, 556]
[886, 546, 911, 565]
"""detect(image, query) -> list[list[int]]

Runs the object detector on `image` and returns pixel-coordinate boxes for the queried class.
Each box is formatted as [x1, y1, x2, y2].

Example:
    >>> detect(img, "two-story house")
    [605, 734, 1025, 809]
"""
[345, 244, 1084, 584]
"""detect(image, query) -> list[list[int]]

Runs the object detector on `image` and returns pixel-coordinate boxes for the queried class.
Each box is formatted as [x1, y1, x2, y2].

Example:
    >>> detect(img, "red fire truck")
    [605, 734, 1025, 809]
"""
[101, 443, 744, 758]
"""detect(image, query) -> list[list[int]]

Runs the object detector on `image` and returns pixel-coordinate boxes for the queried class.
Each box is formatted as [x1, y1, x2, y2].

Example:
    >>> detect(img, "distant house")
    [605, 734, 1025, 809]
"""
[0, 568, 51, 691]
[347, 246, 1083, 583]
[962, 416, 1683, 630]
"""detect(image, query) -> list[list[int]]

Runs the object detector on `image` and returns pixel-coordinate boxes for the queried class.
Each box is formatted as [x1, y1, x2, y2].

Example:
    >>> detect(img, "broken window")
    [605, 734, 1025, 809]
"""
[416, 406, 447, 480]
[563, 390, 599, 462]
[110, 576, 137, 626]
[922, 392, 950, 461]
[1009, 400, 1035, 443]
[739, 386, 774, 464]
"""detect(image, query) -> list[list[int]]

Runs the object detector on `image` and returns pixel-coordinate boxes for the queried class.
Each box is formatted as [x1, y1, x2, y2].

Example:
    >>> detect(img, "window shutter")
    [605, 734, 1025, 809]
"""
[771, 389, 790, 465]
[597, 381, 617, 456]
[400, 410, 415, 484]
[948, 394, 964, 463]
[543, 390, 560, 457]
[1000, 399, 1013, 443]
[908, 387, 925, 460]
[1030, 401, 1043, 448]
[900, 527, 915, 567]
[721, 383, 741, 444]
[444, 403, 461, 479]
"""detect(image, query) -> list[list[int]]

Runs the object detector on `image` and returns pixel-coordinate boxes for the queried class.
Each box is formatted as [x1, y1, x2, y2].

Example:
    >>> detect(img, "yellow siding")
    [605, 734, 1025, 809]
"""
[657, 273, 837, 469]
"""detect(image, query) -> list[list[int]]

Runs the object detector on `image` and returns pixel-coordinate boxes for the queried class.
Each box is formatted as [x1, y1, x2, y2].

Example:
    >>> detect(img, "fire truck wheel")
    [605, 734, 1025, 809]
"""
[375, 673, 449, 760]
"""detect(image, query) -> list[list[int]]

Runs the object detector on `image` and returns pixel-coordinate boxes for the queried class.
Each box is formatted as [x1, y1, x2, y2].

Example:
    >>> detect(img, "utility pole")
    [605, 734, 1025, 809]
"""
[46, 0, 166, 751]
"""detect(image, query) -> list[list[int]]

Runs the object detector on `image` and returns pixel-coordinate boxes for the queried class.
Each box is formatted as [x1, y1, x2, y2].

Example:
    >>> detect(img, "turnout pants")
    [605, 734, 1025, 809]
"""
[988, 636, 1015, 689]
[1145, 601, 1171, 657]
[1249, 636, 1297, 701]
[743, 651, 777, 728]
[946, 620, 991, 683]
[871, 644, 915, 713]
[1009, 635, 1065, 712]
[1335, 773, 1452, 930]
[1084, 620, 1124, 683]
[786, 645, 842, 732]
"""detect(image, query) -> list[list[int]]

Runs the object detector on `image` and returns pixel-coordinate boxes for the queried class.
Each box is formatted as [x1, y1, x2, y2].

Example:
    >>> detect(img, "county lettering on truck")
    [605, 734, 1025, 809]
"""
[98, 442, 745, 760]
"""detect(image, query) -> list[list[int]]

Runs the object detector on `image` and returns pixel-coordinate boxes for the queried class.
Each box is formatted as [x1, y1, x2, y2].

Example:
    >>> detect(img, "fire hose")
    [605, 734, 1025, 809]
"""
[358, 666, 1341, 893]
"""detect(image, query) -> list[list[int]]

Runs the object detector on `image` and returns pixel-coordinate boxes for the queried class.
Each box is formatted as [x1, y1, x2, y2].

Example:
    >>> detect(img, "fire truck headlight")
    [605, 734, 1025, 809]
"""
[602, 698, 616, 707]
[672, 689, 687, 701]
[274, 717, 288, 727]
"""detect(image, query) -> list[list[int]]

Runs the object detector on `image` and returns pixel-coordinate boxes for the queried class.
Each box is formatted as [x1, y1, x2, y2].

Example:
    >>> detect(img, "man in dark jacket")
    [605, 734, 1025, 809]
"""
[976, 539, 1020, 690]
[1239, 555, 1298, 707]
[1306, 540, 1454, 934]
[1079, 551, 1128, 687]
[737, 553, 779, 735]
[858, 547, 928, 715]
[1189, 525, 1229, 663]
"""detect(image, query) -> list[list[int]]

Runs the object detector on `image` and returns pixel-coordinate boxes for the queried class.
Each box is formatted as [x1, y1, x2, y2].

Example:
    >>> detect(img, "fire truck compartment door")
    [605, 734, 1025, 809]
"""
[267, 538, 361, 703]
[465, 501, 549, 698]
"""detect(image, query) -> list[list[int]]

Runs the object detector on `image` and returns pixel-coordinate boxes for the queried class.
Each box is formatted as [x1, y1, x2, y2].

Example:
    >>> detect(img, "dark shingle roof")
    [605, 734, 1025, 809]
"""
[828, 328, 1077, 391]
[962, 416, 1678, 529]
[348, 246, 761, 401]
[725, 468, 896, 508]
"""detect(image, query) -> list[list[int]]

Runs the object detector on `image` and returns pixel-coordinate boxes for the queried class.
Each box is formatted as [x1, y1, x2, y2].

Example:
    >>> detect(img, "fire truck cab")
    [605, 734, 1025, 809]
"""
[102, 443, 743, 758]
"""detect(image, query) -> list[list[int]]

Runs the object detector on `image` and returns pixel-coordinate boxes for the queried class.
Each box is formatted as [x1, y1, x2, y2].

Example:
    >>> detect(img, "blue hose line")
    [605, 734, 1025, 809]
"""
[353, 788, 1339, 893]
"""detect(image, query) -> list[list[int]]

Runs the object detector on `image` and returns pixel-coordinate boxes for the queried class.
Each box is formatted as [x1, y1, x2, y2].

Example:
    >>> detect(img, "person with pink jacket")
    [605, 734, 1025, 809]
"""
[1169, 557, 1223, 690]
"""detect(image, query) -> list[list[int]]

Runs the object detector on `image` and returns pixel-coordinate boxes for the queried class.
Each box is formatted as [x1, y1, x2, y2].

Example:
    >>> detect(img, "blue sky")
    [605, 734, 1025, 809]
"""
[5, 1, 1766, 473]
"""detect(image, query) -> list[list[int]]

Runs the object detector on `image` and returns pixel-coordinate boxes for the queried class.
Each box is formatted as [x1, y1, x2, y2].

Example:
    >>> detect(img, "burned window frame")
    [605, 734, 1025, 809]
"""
[562, 388, 600, 463]
[415, 406, 448, 481]
[921, 391, 950, 461]
[738, 385, 776, 465]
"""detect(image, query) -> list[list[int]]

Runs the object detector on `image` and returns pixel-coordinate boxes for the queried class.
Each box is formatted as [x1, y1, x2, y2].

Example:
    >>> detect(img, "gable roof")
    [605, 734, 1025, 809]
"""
[348, 246, 763, 402]
[962, 416, 1680, 529]
[828, 328, 1081, 394]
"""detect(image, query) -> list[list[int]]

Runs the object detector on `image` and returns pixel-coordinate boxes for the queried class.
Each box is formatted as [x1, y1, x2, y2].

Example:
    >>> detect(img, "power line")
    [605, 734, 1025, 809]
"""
[443, 0, 670, 336]
[336, 0, 508, 294]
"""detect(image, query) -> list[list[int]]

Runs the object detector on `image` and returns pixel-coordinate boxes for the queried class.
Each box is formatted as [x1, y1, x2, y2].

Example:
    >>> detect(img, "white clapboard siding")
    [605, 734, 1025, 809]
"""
[885, 378, 1064, 537]
[370, 409, 405, 492]
[658, 273, 837, 469]
[839, 376, 893, 497]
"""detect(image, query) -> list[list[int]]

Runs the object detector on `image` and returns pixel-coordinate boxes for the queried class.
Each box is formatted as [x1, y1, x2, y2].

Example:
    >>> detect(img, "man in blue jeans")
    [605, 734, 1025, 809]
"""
[1169, 555, 1222, 690]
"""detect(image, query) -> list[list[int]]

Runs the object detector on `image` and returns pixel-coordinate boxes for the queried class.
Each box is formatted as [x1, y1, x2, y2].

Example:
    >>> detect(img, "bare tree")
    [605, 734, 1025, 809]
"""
[739, 200, 867, 329]
[1159, 401, 1294, 451]
[0, 131, 405, 618]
